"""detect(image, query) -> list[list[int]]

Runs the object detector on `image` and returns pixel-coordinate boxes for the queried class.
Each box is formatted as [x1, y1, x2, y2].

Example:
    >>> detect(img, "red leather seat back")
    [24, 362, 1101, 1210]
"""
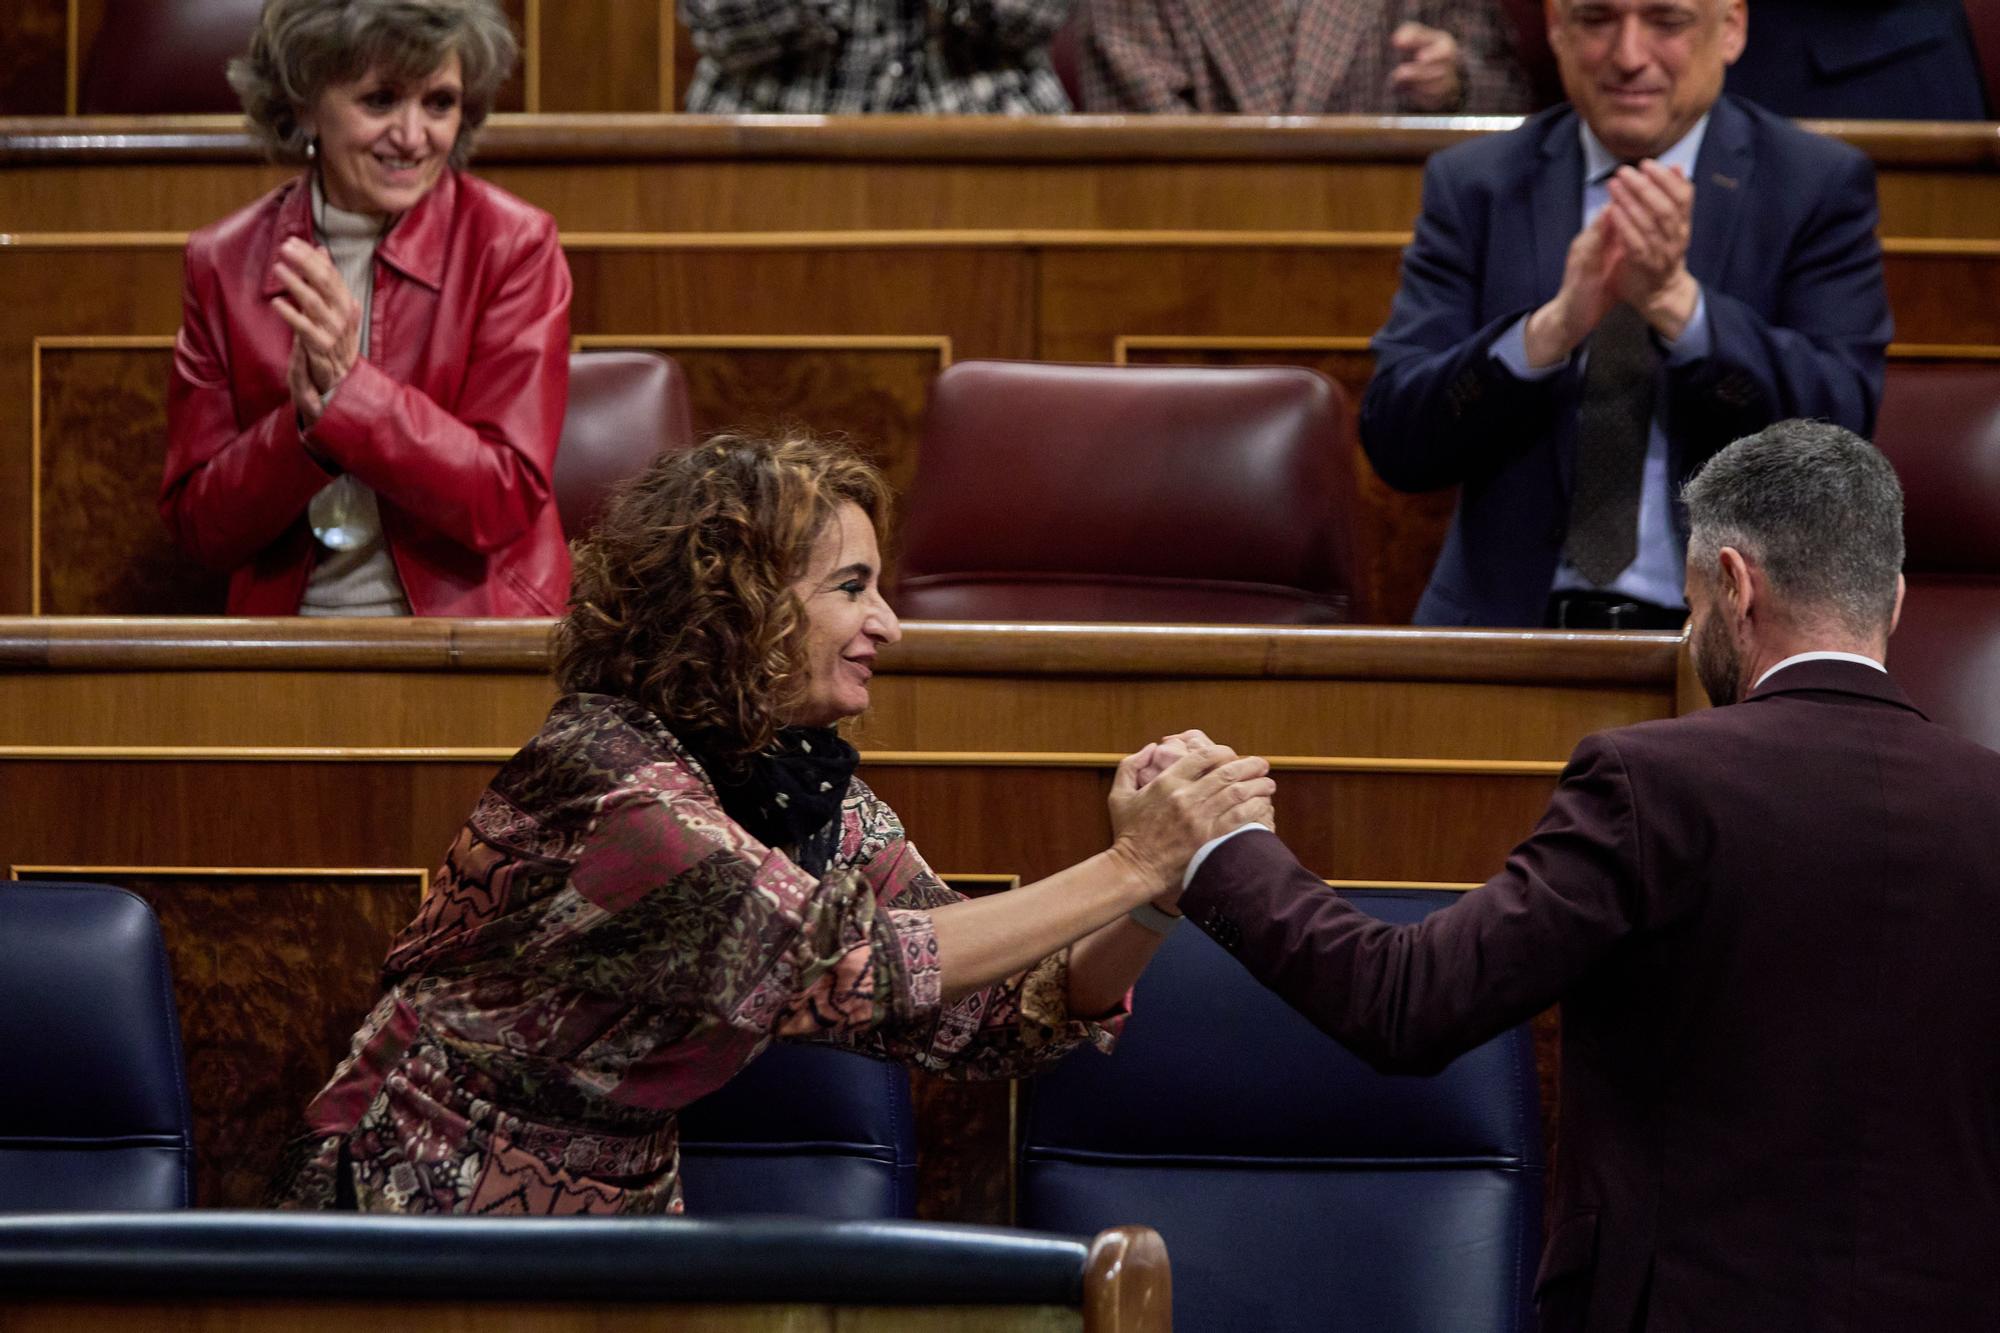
[1875, 362, 2000, 747]
[897, 361, 1357, 624]
[553, 351, 695, 539]
[79, 0, 262, 114]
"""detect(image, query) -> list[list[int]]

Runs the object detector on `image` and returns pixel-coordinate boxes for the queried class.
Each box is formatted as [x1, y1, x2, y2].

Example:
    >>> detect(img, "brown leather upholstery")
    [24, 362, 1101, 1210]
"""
[553, 350, 695, 539]
[79, 0, 262, 115]
[1874, 362, 2000, 749]
[896, 361, 1357, 624]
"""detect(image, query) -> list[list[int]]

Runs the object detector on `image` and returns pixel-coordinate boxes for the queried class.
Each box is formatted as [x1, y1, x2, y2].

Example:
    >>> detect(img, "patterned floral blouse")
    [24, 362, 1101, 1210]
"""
[272, 693, 1120, 1213]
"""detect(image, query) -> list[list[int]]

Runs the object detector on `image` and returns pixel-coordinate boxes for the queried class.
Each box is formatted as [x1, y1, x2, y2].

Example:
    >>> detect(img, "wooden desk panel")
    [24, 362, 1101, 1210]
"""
[0, 618, 1688, 1219]
[4, 118, 1997, 620]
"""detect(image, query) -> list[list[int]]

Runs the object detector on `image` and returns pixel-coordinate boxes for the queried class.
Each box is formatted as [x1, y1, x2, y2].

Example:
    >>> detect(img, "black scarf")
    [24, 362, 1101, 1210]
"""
[681, 726, 858, 877]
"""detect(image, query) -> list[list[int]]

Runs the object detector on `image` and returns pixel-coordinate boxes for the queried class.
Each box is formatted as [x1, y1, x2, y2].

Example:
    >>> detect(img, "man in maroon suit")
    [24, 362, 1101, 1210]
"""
[1167, 420, 2000, 1330]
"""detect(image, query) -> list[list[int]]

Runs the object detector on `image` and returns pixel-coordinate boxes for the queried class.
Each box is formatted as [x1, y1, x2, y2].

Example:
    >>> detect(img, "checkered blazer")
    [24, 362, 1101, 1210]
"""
[682, 0, 1076, 113]
[1076, 0, 1531, 114]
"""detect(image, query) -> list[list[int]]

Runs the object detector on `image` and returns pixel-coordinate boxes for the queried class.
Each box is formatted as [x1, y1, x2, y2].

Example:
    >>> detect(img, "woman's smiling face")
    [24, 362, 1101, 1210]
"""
[787, 502, 902, 728]
[307, 52, 463, 218]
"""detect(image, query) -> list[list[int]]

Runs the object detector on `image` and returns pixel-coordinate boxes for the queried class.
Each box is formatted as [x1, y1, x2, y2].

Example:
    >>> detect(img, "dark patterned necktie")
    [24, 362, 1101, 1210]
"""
[1565, 302, 1660, 585]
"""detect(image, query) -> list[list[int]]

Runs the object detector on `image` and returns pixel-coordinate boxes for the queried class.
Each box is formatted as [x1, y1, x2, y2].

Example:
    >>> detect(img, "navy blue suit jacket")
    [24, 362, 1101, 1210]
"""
[1361, 96, 1892, 626]
[1727, 0, 1990, 121]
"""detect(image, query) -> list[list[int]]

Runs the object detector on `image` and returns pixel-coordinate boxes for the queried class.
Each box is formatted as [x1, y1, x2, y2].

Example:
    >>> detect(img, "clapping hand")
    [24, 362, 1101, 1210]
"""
[1389, 22, 1466, 113]
[1603, 162, 1699, 339]
[272, 237, 362, 426]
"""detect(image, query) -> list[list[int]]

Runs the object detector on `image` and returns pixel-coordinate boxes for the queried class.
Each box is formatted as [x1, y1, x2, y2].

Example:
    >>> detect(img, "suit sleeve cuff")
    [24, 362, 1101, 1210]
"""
[1490, 315, 1568, 381]
[1183, 822, 1271, 891]
[1660, 287, 1711, 364]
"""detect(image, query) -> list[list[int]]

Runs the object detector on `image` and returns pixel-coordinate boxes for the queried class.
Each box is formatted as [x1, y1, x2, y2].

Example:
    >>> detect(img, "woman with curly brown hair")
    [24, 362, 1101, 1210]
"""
[273, 432, 1273, 1214]
[161, 0, 571, 617]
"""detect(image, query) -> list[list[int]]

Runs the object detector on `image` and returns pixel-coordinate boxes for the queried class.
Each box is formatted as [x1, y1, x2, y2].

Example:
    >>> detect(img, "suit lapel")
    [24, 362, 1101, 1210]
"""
[1686, 97, 1754, 291]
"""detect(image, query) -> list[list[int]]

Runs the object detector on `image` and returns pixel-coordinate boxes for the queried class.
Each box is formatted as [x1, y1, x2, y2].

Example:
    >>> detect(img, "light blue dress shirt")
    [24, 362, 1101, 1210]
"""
[1490, 115, 1713, 610]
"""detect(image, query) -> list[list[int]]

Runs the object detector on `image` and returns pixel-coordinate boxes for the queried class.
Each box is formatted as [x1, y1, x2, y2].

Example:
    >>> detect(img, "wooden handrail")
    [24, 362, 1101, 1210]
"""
[2, 113, 1996, 169]
[0, 616, 1683, 685]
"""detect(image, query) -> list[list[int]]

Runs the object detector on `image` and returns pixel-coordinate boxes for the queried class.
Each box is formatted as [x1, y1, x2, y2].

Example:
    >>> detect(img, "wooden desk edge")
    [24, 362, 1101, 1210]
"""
[0, 617, 1684, 686]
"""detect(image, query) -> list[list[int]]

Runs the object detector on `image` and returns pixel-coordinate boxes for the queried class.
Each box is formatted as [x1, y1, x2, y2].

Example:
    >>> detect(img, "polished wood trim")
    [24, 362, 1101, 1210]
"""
[522, 0, 542, 115]
[881, 622, 1684, 684]
[31, 335, 180, 614]
[63, 0, 79, 118]
[1881, 238, 2000, 256]
[1083, 1226, 1171, 1333]
[4, 113, 1995, 167]
[0, 617, 555, 670]
[0, 746, 520, 761]
[1116, 334, 1375, 362]
[1675, 636, 1712, 717]
[11, 864, 429, 883]
[557, 230, 1414, 250]
[6, 230, 1995, 261]
[575, 332, 954, 365]
[866, 751, 1568, 775]
[0, 745, 1565, 775]
[1886, 342, 2000, 360]
[941, 873, 1024, 892]
[0, 618, 1685, 684]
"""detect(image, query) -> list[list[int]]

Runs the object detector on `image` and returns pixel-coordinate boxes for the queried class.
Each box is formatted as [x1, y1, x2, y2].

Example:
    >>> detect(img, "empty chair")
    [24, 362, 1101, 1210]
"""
[1019, 889, 1543, 1333]
[553, 350, 696, 538]
[677, 1043, 917, 1219]
[0, 881, 194, 1211]
[78, 0, 261, 114]
[897, 361, 1358, 623]
[1873, 362, 2000, 750]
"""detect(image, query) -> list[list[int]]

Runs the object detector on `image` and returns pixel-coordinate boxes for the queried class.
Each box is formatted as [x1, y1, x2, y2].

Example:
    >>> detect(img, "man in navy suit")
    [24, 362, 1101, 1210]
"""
[1362, 0, 1892, 627]
[1171, 422, 2000, 1330]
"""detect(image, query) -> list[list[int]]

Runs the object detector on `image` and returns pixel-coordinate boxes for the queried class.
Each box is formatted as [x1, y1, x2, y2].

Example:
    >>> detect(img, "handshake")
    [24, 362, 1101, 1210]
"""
[1108, 729, 1276, 914]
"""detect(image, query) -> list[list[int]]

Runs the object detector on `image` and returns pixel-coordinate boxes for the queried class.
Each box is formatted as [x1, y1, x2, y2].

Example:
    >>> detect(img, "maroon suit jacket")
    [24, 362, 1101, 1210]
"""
[1182, 659, 2000, 1332]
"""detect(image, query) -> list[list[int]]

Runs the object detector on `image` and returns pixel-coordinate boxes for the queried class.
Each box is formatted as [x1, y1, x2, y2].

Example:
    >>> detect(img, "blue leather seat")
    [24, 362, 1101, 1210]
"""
[1019, 889, 1543, 1333]
[0, 881, 195, 1210]
[677, 1042, 917, 1219]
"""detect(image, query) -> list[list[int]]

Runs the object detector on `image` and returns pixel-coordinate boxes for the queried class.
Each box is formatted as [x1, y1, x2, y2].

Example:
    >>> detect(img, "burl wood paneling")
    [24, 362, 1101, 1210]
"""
[37, 343, 227, 616]
[592, 341, 945, 509]
[0, 247, 186, 617]
[537, 0, 664, 113]
[1122, 343, 1453, 625]
[18, 868, 423, 1209]
[0, 0, 66, 115]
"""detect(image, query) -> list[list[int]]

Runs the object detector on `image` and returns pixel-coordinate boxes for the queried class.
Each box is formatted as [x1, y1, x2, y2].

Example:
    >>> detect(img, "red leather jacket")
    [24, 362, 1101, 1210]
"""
[162, 170, 572, 616]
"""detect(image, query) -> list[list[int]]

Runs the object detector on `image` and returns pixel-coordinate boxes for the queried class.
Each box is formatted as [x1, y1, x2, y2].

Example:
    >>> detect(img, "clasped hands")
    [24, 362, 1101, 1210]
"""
[1523, 161, 1699, 369]
[1108, 729, 1275, 918]
[272, 237, 363, 429]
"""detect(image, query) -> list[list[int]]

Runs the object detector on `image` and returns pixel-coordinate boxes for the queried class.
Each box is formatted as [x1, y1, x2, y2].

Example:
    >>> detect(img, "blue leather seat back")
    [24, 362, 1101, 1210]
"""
[1020, 889, 1544, 1333]
[677, 1042, 916, 1219]
[0, 881, 194, 1210]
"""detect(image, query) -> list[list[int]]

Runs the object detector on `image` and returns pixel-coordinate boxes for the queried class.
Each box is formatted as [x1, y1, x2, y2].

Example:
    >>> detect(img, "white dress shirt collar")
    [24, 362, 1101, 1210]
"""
[1752, 650, 1887, 691]
[1580, 112, 1710, 183]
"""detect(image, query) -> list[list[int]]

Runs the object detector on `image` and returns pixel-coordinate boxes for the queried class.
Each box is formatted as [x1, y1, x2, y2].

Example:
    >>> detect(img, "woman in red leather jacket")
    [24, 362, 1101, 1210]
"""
[161, 0, 571, 617]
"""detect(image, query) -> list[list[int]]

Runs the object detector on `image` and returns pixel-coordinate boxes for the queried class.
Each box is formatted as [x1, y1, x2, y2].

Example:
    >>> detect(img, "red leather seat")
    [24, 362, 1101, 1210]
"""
[79, 0, 262, 114]
[1875, 362, 2000, 750]
[896, 361, 1357, 624]
[553, 351, 695, 539]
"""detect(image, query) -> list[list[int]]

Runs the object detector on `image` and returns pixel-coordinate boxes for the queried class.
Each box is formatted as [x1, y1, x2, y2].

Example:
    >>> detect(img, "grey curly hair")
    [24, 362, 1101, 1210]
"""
[227, 0, 517, 169]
